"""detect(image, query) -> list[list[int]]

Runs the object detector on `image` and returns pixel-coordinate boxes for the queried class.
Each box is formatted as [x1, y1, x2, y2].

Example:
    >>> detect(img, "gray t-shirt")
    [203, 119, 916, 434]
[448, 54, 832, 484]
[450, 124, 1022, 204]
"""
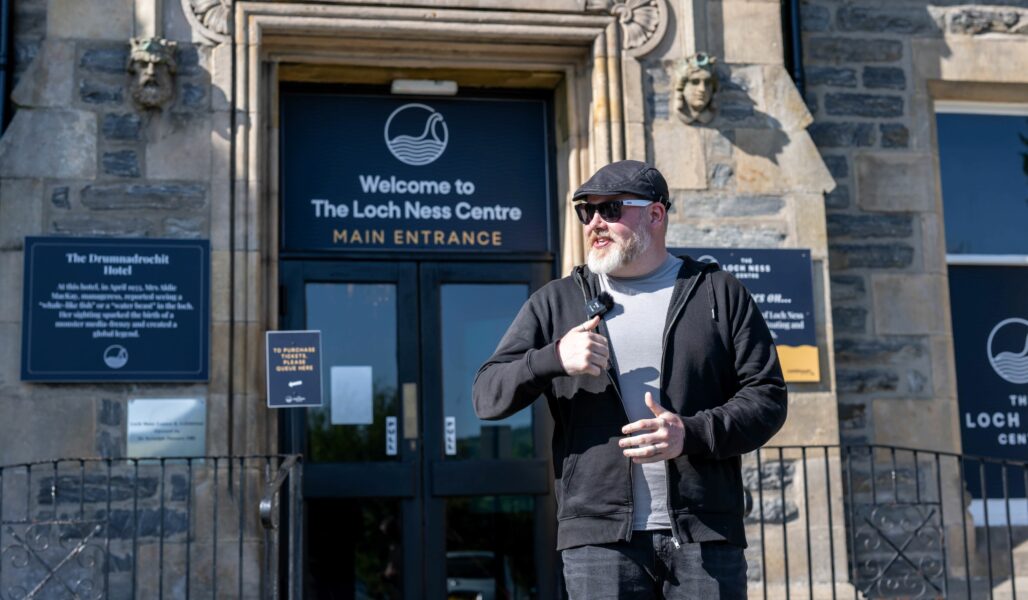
[600, 253, 681, 530]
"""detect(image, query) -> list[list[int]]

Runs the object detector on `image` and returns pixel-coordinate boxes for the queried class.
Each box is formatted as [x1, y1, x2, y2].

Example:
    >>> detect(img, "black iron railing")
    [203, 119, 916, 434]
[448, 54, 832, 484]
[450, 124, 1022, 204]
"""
[2, 446, 1023, 599]
[747, 444, 1027, 599]
[0, 455, 302, 599]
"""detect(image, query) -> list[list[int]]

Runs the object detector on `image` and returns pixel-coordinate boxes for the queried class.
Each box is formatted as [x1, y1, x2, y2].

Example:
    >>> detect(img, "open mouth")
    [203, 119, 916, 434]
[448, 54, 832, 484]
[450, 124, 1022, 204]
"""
[591, 235, 613, 250]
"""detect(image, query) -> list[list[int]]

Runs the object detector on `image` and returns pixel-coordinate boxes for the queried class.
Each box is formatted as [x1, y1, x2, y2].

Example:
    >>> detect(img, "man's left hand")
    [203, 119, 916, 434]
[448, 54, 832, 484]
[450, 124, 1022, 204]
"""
[619, 392, 685, 463]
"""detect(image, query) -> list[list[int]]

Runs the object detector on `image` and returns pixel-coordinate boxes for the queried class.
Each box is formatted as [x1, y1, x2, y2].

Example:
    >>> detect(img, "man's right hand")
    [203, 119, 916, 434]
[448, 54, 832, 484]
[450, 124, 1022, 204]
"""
[557, 316, 610, 376]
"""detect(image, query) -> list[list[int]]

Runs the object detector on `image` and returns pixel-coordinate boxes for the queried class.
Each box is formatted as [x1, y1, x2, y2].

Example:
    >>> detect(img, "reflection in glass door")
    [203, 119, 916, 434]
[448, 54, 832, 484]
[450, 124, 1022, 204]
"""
[420, 263, 556, 599]
[281, 261, 556, 599]
[440, 284, 532, 460]
[306, 283, 401, 463]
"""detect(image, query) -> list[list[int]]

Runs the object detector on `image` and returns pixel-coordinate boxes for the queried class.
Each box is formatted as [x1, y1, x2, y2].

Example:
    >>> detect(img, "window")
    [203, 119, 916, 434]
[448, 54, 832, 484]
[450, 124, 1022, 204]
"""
[937, 101, 1028, 525]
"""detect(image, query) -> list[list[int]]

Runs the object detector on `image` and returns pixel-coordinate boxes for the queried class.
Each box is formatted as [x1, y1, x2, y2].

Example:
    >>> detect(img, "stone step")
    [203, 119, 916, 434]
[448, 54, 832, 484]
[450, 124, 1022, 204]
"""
[991, 576, 1028, 600]
[747, 581, 862, 599]
[1015, 537, 1028, 574]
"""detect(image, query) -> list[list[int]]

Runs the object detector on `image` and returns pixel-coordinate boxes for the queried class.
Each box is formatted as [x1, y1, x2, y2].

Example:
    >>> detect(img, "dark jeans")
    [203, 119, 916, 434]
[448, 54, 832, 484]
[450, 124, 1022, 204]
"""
[562, 531, 747, 599]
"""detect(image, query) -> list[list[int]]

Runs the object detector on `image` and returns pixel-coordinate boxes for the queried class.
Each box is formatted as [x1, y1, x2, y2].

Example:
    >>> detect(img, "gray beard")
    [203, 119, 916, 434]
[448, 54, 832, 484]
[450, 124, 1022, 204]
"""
[587, 226, 651, 275]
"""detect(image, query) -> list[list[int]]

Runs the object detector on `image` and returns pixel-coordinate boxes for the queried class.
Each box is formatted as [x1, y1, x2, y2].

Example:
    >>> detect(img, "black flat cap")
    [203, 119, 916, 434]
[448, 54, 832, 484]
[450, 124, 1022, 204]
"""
[572, 160, 670, 206]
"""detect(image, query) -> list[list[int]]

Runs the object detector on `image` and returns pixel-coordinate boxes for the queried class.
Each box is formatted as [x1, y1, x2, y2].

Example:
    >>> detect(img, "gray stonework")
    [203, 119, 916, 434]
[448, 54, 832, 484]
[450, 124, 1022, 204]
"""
[800, 0, 962, 448]
[12, 0, 46, 86]
[0, 0, 217, 474]
[931, 5, 1028, 35]
[798, 17, 1019, 587]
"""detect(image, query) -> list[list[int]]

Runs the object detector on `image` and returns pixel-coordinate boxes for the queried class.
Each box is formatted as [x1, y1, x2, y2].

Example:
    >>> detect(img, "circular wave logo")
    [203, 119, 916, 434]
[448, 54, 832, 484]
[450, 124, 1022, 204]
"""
[384, 103, 448, 166]
[987, 318, 1028, 385]
[103, 345, 129, 369]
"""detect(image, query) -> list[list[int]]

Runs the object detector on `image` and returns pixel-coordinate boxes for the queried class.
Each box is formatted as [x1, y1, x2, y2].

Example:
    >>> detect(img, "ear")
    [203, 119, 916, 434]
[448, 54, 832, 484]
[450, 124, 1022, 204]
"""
[649, 202, 667, 226]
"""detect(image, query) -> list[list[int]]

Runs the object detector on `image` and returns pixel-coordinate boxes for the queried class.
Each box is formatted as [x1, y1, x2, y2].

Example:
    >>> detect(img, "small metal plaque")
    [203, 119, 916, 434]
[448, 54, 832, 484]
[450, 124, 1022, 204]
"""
[127, 398, 206, 458]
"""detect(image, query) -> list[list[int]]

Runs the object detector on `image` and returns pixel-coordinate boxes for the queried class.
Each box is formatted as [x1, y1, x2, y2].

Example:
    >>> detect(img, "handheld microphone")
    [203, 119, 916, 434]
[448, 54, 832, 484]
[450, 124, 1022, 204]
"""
[585, 291, 615, 319]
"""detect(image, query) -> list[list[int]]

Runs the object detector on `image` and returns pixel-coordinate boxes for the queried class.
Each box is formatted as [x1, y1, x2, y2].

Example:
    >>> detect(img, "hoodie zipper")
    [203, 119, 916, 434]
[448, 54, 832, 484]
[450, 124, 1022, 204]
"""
[658, 264, 707, 549]
[573, 269, 636, 539]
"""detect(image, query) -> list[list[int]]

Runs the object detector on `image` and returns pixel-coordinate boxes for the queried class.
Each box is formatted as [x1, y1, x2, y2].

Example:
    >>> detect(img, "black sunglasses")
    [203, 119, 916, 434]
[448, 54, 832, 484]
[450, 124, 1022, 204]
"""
[574, 199, 654, 225]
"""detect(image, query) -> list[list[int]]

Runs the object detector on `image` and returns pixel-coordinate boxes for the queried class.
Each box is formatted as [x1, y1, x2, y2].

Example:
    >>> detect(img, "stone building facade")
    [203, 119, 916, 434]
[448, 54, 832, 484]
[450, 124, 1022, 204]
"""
[0, 0, 1025, 597]
[798, 2, 1028, 453]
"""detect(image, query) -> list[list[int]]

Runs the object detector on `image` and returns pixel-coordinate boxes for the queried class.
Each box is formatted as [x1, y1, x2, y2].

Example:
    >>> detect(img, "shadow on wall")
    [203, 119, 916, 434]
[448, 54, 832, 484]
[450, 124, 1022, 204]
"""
[714, 62, 791, 166]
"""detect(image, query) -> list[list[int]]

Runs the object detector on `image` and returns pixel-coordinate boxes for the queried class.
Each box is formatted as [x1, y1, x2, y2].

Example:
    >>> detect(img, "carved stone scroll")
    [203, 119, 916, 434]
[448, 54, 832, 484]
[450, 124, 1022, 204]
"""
[181, 0, 233, 45]
[586, 0, 669, 56]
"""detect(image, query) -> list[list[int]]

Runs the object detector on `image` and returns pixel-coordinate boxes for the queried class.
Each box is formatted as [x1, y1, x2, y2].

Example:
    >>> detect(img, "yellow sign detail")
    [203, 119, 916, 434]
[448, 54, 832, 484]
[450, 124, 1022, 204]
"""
[777, 344, 820, 383]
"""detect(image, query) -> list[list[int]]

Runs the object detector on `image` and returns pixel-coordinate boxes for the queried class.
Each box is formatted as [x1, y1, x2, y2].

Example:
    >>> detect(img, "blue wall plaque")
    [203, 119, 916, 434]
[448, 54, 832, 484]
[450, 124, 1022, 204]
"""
[675, 247, 819, 383]
[21, 237, 210, 381]
[266, 330, 323, 408]
[280, 92, 553, 254]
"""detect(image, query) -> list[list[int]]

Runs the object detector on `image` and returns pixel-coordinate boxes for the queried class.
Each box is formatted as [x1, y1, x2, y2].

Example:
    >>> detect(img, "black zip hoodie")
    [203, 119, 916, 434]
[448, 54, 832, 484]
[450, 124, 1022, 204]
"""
[473, 256, 787, 550]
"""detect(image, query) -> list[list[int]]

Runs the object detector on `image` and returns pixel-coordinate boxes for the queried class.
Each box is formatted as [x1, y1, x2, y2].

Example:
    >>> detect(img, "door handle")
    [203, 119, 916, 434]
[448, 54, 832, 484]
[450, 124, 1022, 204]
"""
[402, 383, 418, 440]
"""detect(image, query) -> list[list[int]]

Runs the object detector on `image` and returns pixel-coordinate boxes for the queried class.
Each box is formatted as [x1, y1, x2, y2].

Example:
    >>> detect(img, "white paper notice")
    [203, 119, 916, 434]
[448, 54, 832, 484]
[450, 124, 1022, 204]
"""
[331, 366, 374, 425]
[127, 398, 206, 458]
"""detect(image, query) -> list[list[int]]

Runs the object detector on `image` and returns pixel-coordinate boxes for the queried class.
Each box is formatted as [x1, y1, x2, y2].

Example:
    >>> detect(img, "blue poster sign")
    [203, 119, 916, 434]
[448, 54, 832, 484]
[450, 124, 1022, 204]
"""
[266, 330, 323, 408]
[675, 247, 819, 383]
[21, 237, 209, 381]
[949, 265, 1027, 500]
[280, 92, 552, 253]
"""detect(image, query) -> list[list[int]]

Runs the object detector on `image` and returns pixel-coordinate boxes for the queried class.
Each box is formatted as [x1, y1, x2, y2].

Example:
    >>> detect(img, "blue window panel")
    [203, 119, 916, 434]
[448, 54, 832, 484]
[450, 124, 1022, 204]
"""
[936, 112, 1028, 255]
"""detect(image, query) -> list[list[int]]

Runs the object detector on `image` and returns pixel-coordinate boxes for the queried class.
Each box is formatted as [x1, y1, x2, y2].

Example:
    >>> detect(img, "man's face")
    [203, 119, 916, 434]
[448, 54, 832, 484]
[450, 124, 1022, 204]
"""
[682, 69, 713, 113]
[583, 193, 652, 275]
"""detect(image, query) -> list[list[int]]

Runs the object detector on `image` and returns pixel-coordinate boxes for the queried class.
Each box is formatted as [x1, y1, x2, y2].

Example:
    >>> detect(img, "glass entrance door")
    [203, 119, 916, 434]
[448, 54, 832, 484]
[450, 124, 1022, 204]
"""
[280, 261, 556, 599]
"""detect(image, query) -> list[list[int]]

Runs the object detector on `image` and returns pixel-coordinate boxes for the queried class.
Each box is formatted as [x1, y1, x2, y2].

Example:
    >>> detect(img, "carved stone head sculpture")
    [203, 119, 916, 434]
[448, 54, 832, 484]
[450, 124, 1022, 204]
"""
[674, 53, 719, 125]
[128, 37, 178, 110]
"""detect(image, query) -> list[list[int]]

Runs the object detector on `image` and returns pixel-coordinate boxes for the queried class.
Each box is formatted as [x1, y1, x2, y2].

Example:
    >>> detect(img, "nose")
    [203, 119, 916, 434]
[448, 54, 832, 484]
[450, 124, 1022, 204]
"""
[584, 208, 605, 233]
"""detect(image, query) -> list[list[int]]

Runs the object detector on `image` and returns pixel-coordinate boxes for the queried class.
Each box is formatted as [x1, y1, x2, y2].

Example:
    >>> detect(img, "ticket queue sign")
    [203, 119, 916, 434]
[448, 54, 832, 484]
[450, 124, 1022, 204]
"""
[21, 237, 209, 381]
[280, 92, 552, 254]
[676, 247, 820, 383]
[266, 330, 323, 408]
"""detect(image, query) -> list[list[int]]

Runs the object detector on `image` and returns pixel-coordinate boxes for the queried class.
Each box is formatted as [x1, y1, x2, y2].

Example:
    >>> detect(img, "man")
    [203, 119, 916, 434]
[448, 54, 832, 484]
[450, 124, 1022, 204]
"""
[473, 160, 787, 599]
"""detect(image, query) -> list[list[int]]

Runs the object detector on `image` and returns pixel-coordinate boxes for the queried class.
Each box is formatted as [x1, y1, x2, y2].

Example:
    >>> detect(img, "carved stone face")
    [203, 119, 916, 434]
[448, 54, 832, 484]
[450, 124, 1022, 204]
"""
[681, 68, 714, 114]
[130, 59, 174, 109]
[673, 54, 719, 125]
[128, 38, 177, 110]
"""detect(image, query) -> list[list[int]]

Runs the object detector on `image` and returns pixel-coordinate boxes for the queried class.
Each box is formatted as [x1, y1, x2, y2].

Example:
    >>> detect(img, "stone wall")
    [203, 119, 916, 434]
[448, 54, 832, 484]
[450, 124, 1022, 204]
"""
[799, 0, 1028, 448]
[801, 0, 935, 447]
[801, 2, 1028, 592]
[0, 0, 222, 465]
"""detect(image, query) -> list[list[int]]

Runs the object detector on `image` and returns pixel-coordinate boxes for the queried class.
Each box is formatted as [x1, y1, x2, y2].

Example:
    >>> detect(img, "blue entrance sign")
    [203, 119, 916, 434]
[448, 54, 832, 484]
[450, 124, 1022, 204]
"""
[266, 330, 323, 408]
[675, 247, 819, 383]
[949, 265, 1028, 500]
[21, 237, 209, 381]
[280, 92, 552, 253]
